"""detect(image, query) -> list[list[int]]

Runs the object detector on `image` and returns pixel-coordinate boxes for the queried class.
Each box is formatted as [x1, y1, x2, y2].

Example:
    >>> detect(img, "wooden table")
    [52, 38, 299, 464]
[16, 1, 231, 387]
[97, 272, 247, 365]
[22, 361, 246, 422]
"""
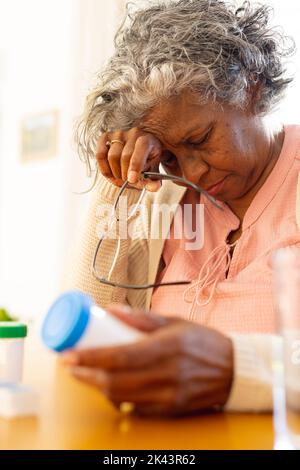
[0, 329, 275, 450]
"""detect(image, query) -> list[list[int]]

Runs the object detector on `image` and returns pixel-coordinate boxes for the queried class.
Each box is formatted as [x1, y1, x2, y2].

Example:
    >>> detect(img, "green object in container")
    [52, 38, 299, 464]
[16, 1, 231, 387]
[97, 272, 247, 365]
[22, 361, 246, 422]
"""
[0, 322, 27, 338]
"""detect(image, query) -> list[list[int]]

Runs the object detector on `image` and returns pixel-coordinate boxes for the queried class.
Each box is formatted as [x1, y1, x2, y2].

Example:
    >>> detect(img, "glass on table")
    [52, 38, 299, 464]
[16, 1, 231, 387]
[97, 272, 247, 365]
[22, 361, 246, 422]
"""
[273, 247, 300, 449]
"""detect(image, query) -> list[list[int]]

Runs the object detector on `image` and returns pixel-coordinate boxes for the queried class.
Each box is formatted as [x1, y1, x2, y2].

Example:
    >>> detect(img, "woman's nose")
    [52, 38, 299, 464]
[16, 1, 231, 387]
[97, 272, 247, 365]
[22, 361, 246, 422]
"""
[179, 155, 209, 184]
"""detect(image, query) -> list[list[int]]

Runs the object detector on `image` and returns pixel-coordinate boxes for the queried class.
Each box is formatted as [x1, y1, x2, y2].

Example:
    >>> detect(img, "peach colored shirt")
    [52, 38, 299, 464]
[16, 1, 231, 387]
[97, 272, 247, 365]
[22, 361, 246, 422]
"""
[150, 124, 300, 334]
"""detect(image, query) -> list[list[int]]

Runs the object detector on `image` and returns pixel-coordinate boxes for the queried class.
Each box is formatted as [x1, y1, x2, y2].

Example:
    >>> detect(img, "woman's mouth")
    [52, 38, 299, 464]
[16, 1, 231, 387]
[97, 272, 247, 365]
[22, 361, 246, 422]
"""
[204, 176, 228, 196]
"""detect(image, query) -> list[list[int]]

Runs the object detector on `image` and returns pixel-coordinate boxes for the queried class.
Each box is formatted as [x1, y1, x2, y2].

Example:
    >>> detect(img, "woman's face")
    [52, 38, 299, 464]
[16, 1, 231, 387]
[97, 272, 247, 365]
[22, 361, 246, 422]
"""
[139, 90, 278, 204]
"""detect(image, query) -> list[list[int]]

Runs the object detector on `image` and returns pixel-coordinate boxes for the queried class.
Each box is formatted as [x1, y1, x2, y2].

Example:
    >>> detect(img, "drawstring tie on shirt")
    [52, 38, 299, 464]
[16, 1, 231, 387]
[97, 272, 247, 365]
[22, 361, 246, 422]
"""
[183, 240, 238, 320]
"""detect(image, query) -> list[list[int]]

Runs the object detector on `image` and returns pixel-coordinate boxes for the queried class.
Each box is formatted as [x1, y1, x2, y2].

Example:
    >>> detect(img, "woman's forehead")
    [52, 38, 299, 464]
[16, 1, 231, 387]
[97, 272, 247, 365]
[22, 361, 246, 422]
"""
[140, 96, 216, 143]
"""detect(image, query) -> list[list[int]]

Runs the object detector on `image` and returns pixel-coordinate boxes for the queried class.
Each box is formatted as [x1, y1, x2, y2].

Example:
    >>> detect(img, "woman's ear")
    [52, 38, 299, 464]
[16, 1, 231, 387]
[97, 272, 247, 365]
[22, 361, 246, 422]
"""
[248, 78, 264, 115]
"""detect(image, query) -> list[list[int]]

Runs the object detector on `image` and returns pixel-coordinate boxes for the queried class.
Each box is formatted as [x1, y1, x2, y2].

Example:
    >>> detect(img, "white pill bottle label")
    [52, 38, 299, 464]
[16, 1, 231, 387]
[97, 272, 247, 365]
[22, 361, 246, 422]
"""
[0, 322, 27, 383]
[76, 305, 144, 349]
[0, 340, 24, 382]
[41, 291, 145, 352]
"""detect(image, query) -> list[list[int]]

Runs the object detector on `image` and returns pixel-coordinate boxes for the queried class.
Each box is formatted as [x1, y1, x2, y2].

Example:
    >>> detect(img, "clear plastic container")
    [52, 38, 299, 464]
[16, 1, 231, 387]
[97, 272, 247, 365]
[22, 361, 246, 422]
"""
[273, 247, 300, 449]
[41, 291, 145, 352]
[0, 322, 27, 382]
[0, 383, 39, 419]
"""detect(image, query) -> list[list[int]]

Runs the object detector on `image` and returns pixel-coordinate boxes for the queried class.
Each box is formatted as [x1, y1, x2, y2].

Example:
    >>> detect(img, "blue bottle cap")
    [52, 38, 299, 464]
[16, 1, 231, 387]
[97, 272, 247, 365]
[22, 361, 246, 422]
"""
[41, 291, 93, 352]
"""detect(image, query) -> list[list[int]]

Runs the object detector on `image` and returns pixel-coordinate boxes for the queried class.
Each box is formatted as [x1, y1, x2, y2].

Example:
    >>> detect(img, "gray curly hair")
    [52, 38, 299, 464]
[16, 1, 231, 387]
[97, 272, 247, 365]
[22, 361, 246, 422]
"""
[76, 0, 295, 174]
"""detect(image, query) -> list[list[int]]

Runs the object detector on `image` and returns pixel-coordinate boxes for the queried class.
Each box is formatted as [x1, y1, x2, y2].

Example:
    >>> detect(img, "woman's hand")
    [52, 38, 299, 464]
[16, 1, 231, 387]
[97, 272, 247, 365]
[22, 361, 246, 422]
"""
[61, 305, 234, 417]
[96, 128, 164, 192]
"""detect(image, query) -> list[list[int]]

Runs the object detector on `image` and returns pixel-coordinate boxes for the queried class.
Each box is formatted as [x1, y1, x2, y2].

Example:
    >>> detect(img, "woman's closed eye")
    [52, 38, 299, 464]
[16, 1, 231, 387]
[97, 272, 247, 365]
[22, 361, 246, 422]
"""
[161, 151, 178, 168]
[186, 129, 212, 148]
[161, 128, 212, 168]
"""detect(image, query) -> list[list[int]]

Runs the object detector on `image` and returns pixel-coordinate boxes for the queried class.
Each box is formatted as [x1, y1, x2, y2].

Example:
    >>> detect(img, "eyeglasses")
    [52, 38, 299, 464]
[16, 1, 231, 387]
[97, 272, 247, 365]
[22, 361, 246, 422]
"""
[92, 171, 223, 290]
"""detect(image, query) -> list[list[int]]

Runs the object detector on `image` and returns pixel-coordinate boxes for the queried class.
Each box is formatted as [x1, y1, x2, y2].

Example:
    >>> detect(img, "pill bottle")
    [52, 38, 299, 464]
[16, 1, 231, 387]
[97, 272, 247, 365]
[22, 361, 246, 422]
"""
[0, 322, 27, 382]
[41, 291, 145, 352]
[0, 383, 39, 419]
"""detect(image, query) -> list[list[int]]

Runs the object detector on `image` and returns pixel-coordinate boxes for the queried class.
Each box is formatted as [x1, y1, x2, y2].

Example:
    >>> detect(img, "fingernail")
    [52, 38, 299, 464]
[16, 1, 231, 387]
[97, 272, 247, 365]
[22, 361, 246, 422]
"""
[145, 180, 161, 192]
[61, 351, 79, 366]
[128, 170, 138, 184]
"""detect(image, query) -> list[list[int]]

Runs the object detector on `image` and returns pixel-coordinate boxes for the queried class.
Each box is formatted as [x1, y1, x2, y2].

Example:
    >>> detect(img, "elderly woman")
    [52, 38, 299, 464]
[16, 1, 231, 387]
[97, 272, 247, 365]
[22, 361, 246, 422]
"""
[63, 0, 300, 416]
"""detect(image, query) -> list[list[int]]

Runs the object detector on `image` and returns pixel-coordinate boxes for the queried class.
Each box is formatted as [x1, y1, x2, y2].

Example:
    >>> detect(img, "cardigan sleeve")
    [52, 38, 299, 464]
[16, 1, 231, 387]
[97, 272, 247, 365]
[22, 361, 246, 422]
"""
[63, 176, 142, 308]
[224, 333, 280, 411]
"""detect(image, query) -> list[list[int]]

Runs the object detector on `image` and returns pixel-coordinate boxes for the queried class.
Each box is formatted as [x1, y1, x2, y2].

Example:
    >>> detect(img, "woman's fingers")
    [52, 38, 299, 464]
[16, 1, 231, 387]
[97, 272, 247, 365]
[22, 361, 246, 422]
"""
[120, 142, 135, 181]
[107, 132, 124, 179]
[69, 366, 177, 408]
[127, 135, 161, 184]
[69, 363, 223, 416]
[143, 179, 162, 192]
[70, 361, 174, 394]
[71, 366, 109, 391]
[109, 386, 178, 407]
[95, 128, 163, 190]
[62, 329, 180, 371]
[70, 365, 179, 410]
[95, 133, 113, 178]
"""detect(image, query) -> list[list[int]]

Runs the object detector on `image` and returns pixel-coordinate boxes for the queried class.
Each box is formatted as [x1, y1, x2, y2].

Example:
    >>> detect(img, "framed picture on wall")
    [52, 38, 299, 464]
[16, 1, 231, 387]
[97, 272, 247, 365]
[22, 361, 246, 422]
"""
[20, 110, 59, 163]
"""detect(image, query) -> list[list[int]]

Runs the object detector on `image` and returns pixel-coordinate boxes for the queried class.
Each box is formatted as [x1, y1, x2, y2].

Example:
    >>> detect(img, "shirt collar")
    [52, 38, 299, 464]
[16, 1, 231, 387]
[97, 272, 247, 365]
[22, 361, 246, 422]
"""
[242, 124, 300, 230]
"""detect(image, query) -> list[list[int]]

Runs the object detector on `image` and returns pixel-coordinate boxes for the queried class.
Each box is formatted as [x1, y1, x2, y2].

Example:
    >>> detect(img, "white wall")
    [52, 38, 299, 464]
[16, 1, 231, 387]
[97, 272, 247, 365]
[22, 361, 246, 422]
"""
[62, 0, 126, 254]
[0, 0, 125, 319]
[0, 0, 73, 318]
[274, 1, 300, 122]
[243, 0, 300, 123]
